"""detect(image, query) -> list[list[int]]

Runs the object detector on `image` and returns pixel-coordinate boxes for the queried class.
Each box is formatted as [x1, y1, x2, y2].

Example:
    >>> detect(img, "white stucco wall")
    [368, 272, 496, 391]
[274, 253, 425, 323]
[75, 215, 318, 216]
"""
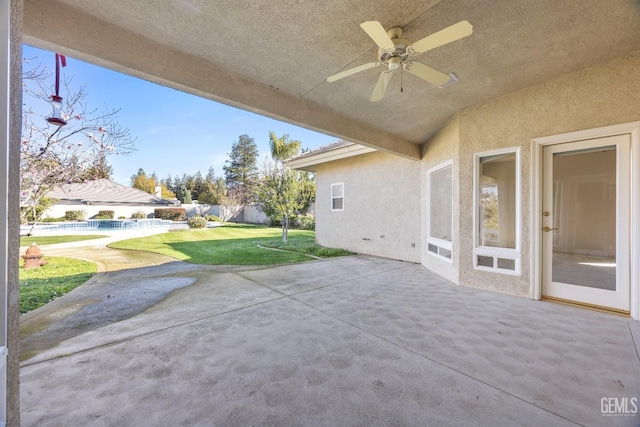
[312, 51, 640, 301]
[315, 151, 421, 262]
[423, 51, 640, 297]
[242, 205, 269, 224]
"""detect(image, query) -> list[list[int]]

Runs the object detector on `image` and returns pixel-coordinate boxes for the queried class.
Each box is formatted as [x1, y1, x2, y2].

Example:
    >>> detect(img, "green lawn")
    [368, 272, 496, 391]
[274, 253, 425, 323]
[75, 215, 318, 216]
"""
[108, 224, 352, 265]
[19, 257, 98, 314]
[20, 235, 108, 247]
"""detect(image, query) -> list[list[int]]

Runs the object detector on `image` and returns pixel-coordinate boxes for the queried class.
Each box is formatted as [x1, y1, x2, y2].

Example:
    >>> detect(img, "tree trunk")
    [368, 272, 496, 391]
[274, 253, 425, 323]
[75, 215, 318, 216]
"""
[27, 202, 39, 236]
[282, 216, 289, 243]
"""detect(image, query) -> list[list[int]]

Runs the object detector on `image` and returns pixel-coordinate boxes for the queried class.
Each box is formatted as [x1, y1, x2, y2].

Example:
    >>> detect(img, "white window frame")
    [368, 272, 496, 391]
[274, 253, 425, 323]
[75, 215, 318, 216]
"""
[531, 121, 640, 320]
[331, 182, 344, 212]
[426, 160, 453, 263]
[473, 147, 521, 275]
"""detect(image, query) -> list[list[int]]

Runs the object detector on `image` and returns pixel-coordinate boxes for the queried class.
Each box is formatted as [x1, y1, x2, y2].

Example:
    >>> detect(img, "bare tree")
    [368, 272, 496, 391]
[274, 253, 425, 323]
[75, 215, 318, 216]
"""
[218, 188, 244, 222]
[20, 56, 136, 235]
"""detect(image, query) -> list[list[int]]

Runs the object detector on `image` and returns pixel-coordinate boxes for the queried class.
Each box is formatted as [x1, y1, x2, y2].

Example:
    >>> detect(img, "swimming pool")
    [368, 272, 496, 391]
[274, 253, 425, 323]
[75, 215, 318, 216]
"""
[22, 219, 188, 232]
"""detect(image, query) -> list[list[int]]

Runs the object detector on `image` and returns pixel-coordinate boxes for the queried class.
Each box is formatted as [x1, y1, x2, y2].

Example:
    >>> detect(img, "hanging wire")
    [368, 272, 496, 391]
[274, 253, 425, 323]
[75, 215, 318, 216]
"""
[54, 53, 67, 97]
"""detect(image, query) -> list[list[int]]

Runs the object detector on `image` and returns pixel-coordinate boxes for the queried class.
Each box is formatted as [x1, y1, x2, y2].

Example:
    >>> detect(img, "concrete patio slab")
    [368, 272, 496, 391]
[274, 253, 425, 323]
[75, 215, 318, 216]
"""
[240, 256, 407, 295]
[20, 255, 640, 426]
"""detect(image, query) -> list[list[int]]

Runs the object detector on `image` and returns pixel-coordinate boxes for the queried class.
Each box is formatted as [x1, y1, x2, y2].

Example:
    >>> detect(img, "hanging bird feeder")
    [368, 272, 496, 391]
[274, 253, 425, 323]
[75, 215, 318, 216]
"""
[46, 94, 66, 126]
[46, 53, 67, 127]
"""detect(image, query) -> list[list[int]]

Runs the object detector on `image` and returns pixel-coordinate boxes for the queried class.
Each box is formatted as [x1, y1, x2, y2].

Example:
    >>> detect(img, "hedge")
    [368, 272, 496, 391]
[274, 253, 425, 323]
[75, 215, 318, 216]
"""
[154, 207, 186, 221]
[42, 217, 65, 223]
[65, 210, 86, 221]
[97, 210, 115, 219]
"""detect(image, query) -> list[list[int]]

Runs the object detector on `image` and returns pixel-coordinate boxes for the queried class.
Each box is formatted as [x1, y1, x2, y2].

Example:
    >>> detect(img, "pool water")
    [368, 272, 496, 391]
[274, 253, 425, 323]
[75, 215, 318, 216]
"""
[23, 219, 188, 232]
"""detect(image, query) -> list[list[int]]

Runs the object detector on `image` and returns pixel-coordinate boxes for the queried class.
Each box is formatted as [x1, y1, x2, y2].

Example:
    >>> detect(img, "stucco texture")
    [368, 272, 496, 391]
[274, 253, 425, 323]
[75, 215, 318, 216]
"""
[8, 1, 22, 424]
[431, 50, 640, 297]
[315, 152, 421, 262]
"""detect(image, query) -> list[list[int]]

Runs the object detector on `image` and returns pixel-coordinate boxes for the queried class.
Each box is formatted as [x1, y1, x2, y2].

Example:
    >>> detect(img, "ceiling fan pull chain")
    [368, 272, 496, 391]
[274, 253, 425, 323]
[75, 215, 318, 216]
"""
[401, 66, 404, 93]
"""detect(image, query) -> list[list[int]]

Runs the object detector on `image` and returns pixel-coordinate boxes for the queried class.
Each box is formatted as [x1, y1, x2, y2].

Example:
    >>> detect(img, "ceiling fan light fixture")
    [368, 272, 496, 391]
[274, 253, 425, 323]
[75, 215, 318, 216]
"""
[388, 57, 402, 70]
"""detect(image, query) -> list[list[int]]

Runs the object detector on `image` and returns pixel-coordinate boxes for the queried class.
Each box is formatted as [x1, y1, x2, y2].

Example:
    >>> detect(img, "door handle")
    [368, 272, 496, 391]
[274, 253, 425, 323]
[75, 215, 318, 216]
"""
[542, 226, 558, 232]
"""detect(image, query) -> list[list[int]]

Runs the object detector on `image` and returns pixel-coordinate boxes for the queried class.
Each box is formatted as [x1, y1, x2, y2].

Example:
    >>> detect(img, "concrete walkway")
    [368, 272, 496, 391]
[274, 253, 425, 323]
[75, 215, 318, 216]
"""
[19, 240, 640, 426]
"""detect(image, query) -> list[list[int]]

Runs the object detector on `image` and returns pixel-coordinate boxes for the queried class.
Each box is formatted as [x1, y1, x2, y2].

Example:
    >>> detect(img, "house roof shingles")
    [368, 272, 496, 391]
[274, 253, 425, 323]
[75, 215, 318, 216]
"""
[48, 179, 173, 205]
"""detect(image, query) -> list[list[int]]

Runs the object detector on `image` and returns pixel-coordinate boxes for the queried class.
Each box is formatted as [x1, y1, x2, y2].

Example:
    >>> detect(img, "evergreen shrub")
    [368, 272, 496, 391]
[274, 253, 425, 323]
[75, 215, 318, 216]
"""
[187, 216, 208, 228]
[97, 210, 115, 219]
[130, 210, 147, 219]
[65, 210, 87, 221]
[154, 208, 186, 221]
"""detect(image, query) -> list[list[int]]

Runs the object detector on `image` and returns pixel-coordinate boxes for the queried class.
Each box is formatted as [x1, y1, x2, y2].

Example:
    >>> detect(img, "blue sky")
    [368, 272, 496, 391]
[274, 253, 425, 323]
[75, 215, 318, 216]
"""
[23, 44, 337, 185]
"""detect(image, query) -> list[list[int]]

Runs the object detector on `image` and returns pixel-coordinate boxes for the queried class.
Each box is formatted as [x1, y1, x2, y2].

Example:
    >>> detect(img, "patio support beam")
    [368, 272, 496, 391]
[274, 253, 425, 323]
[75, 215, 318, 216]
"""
[22, 0, 421, 160]
[3, 0, 22, 425]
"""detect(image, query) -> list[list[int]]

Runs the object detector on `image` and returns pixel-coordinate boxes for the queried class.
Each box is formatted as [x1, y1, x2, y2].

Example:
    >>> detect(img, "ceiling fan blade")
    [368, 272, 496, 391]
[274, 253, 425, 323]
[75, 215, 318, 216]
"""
[327, 62, 380, 82]
[370, 71, 393, 102]
[408, 20, 473, 54]
[360, 21, 395, 51]
[404, 62, 451, 86]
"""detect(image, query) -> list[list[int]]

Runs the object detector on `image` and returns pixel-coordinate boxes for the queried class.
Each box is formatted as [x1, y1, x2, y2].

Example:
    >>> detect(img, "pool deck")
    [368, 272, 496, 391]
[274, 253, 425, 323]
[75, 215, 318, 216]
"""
[19, 228, 174, 251]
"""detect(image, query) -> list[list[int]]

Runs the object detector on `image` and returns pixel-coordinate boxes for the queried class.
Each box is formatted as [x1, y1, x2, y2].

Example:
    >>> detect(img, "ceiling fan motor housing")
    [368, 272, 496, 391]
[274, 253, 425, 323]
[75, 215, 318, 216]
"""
[378, 35, 410, 67]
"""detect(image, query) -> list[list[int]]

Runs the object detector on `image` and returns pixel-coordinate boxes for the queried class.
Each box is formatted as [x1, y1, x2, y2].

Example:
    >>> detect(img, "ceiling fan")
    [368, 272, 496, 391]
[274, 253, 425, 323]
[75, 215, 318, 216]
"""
[327, 20, 473, 102]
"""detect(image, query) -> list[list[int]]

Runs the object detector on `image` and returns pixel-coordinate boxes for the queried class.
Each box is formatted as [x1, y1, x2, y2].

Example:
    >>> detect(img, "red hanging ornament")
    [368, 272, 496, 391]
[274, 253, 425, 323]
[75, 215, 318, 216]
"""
[46, 54, 67, 127]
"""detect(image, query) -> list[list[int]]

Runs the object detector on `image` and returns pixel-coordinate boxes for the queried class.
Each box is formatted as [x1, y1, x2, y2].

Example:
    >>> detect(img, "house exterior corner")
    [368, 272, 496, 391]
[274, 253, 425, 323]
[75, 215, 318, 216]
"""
[294, 51, 640, 319]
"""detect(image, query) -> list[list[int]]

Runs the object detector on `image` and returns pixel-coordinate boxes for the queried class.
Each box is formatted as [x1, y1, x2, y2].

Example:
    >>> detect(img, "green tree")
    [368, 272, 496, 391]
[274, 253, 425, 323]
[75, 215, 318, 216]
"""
[182, 173, 195, 195]
[20, 196, 56, 224]
[131, 168, 175, 199]
[79, 151, 113, 180]
[179, 186, 193, 204]
[223, 134, 259, 204]
[192, 171, 205, 200]
[130, 168, 155, 193]
[269, 131, 300, 161]
[198, 167, 226, 205]
[297, 170, 316, 209]
[206, 166, 216, 183]
[257, 132, 314, 242]
[162, 174, 175, 195]
[172, 175, 182, 195]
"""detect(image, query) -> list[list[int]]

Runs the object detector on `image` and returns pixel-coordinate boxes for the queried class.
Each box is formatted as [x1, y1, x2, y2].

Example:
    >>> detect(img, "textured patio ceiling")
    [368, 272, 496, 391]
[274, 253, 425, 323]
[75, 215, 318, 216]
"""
[23, 0, 640, 159]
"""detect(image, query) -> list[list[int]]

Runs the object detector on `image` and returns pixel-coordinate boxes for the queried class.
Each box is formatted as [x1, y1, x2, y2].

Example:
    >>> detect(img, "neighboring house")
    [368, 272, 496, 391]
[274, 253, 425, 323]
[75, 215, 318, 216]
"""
[45, 178, 176, 219]
[290, 52, 640, 320]
[44, 179, 271, 223]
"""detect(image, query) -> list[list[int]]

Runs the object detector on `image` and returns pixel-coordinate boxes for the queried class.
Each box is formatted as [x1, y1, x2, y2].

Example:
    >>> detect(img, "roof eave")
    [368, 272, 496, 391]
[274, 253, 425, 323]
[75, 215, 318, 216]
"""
[288, 144, 377, 171]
